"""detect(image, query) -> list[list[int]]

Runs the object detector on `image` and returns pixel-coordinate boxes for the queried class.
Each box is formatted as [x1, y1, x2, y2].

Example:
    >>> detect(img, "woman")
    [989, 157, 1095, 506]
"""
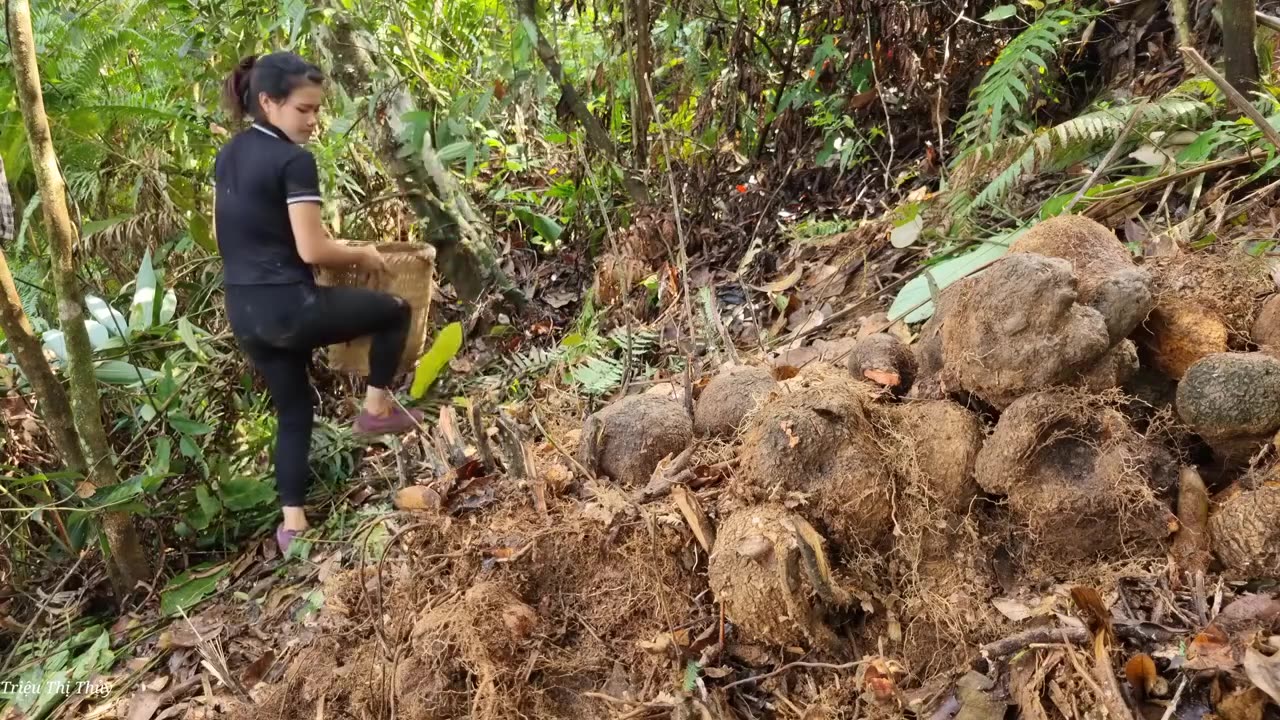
[215, 52, 423, 553]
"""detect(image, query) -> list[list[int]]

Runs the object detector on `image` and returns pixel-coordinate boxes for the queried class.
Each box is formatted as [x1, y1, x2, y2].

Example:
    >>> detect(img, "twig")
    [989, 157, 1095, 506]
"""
[1181, 46, 1280, 151]
[643, 74, 697, 347]
[720, 660, 864, 691]
[1082, 149, 1267, 219]
[530, 409, 596, 481]
[1159, 677, 1188, 720]
[1064, 101, 1149, 214]
[866, 17, 896, 191]
[1258, 10, 1280, 33]
[1059, 635, 1116, 718]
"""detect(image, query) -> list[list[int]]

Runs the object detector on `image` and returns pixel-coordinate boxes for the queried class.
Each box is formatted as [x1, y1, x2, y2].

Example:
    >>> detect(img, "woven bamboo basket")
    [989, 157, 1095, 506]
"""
[313, 241, 436, 377]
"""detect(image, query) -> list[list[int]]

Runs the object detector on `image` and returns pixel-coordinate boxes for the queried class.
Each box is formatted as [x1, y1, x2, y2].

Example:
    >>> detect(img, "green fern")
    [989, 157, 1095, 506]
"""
[957, 7, 1097, 146]
[570, 356, 625, 397]
[948, 97, 1212, 225]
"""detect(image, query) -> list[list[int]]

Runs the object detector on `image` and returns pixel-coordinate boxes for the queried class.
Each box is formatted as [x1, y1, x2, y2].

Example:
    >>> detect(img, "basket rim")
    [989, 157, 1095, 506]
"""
[335, 239, 437, 257]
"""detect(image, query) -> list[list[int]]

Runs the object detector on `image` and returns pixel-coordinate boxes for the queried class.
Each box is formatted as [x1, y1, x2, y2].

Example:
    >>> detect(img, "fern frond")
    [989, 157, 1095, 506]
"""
[570, 356, 625, 397]
[951, 97, 1211, 223]
[957, 7, 1097, 146]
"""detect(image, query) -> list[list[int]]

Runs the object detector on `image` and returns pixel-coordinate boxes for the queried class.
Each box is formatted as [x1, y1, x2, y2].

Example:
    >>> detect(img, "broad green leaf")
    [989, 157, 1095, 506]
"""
[981, 5, 1017, 21]
[178, 317, 204, 356]
[220, 476, 276, 511]
[85, 295, 128, 336]
[85, 320, 109, 350]
[888, 231, 1023, 324]
[129, 249, 159, 333]
[94, 361, 161, 385]
[81, 214, 130, 236]
[411, 322, 464, 399]
[514, 207, 563, 242]
[436, 140, 473, 163]
[160, 562, 230, 616]
[159, 288, 178, 325]
[42, 329, 67, 361]
[168, 415, 214, 436]
[189, 214, 216, 253]
[889, 202, 924, 248]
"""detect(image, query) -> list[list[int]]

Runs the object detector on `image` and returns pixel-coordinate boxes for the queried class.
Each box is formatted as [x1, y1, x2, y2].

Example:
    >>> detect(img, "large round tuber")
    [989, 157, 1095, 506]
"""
[693, 365, 780, 437]
[581, 394, 693, 486]
[940, 254, 1112, 409]
[1176, 352, 1280, 464]
[1010, 215, 1154, 343]
[709, 504, 846, 651]
[887, 400, 985, 514]
[1140, 250, 1273, 379]
[1209, 484, 1280, 579]
[974, 390, 1175, 565]
[735, 374, 897, 551]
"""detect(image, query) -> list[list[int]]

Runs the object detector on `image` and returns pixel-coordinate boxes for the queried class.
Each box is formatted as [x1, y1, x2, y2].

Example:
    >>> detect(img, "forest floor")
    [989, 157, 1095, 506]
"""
[12, 5, 1280, 720]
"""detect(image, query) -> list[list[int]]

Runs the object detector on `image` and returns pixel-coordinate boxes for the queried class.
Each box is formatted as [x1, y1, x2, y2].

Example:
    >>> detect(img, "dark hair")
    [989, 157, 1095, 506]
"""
[220, 52, 325, 122]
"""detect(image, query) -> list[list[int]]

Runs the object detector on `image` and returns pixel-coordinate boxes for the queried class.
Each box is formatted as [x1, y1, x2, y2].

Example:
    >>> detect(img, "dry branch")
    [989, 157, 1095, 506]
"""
[1180, 47, 1279, 150]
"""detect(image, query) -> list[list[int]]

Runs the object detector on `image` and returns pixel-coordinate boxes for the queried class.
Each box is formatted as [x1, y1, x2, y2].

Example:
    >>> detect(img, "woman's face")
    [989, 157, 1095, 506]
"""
[260, 83, 325, 145]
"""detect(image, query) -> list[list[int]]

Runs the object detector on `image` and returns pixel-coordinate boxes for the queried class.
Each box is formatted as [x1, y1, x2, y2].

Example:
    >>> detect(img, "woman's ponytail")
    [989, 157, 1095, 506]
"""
[218, 52, 323, 123]
[220, 55, 259, 121]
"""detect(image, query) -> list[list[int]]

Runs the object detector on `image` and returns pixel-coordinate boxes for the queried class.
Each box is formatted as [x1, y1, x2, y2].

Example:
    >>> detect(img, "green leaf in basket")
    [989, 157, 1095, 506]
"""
[410, 322, 463, 399]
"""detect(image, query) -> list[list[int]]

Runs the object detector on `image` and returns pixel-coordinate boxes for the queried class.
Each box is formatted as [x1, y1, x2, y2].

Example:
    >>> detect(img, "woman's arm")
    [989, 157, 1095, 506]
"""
[282, 151, 384, 271]
[288, 203, 382, 269]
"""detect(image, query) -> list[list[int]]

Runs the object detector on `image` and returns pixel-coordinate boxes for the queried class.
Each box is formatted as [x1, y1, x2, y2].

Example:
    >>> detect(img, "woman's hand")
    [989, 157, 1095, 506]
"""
[354, 245, 389, 274]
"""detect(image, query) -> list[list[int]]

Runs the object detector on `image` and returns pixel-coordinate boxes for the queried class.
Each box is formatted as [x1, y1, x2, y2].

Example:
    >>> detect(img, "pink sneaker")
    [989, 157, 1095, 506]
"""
[353, 405, 425, 436]
[276, 523, 300, 554]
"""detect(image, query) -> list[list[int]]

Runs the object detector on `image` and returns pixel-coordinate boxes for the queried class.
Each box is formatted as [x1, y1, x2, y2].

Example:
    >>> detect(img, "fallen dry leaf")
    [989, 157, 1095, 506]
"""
[127, 691, 164, 720]
[239, 650, 276, 688]
[991, 596, 1057, 623]
[1217, 687, 1269, 720]
[1243, 647, 1280, 704]
[1187, 624, 1236, 672]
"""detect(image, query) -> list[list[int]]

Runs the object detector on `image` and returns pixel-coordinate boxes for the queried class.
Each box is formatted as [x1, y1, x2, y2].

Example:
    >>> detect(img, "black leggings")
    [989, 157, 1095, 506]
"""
[224, 283, 411, 507]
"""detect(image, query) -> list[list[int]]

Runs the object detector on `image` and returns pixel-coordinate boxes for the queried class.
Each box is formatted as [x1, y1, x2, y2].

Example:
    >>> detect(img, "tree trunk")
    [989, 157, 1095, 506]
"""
[517, 0, 650, 204]
[7, 0, 150, 595]
[0, 250, 86, 473]
[321, 13, 525, 306]
[629, 0, 653, 166]
[1169, 0, 1195, 56]
[1222, 0, 1261, 97]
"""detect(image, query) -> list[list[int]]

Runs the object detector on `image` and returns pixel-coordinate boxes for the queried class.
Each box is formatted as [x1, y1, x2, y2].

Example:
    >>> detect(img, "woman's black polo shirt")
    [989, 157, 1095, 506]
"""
[213, 121, 321, 286]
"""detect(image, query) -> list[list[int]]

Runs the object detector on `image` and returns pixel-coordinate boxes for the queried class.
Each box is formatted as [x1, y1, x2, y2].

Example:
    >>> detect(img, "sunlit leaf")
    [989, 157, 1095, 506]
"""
[410, 322, 464, 399]
[129, 249, 158, 333]
[981, 5, 1018, 21]
[160, 562, 230, 616]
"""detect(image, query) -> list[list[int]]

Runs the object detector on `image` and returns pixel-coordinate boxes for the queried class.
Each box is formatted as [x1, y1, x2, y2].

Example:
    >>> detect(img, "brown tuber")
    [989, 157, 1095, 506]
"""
[887, 400, 984, 514]
[709, 504, 849, 651]
[1252, 294, 1280, 350]
[1175, 352, 1280, 464]
[693, 365, 780, 437]
[940, 254, 1112, 409]
[974, 390, 1175, 565]
[1209, 484, 1280, 579]
[581, 394, 692, 486]
[735, 374, 897, 551]
[1141, 250, 1273, 379]
[1010, 215, 1154, 344]
[847, 333, 917, 395]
